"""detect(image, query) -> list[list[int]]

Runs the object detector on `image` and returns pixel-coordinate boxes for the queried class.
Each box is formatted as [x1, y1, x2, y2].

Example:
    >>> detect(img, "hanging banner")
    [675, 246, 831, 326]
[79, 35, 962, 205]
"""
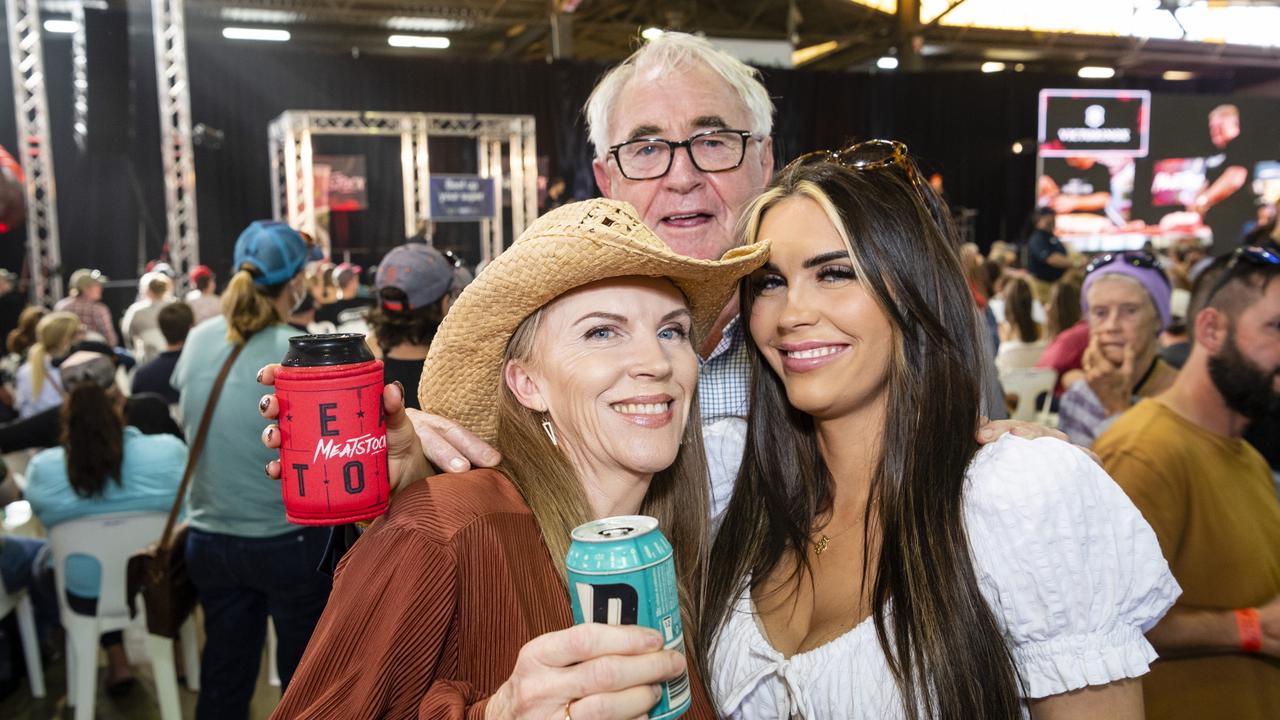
[314, 155, 369, 211]
[430, 175, 496, 221]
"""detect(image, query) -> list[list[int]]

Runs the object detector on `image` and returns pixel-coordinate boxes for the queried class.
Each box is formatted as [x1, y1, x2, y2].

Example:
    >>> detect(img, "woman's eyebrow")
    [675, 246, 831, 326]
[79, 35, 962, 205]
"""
[573, 312, 628, 327]
[803, 251, 850, 269]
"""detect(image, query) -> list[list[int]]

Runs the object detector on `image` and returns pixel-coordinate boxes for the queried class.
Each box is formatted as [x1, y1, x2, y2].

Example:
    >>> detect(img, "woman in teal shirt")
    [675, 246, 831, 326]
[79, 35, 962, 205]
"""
[25, 348, 186, 693]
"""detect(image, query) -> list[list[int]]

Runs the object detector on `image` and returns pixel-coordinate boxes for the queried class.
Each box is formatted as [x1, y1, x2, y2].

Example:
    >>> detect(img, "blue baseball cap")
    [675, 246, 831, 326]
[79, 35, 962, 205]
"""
[232, 220, 323, 286]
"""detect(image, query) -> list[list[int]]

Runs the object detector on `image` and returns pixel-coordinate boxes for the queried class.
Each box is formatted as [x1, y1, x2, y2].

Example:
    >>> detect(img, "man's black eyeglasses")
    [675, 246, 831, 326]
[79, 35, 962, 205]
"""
[1203, 244, 1280, 306]
[1085, 251, 1171, 289]
[608, 129, 759, 180]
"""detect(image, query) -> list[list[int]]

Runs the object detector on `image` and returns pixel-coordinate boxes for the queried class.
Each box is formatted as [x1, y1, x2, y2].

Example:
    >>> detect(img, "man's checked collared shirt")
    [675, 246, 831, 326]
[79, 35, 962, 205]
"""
[698, 315, 751, 520]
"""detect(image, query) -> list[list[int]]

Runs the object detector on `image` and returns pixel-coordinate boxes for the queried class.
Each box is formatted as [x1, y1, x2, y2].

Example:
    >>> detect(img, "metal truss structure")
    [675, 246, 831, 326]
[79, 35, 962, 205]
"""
[70, 1, 88, 152]
[151, 0, 200, 284]
[6, 0, 64, 305]
[269, 111, 536, 263]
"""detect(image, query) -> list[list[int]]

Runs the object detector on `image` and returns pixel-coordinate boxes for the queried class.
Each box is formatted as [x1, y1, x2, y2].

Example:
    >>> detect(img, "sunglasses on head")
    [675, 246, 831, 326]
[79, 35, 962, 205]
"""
[789, 139, 914, 173]
[785, 139, 938, 212]
[1085, 251, 1171, 289]
[1204, 244, 1280, 305]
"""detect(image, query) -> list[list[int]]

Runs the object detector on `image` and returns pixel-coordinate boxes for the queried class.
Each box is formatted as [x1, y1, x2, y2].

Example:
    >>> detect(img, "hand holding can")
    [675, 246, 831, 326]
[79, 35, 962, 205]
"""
[566, 516, 691, 720]
[275, 334, 390, 525]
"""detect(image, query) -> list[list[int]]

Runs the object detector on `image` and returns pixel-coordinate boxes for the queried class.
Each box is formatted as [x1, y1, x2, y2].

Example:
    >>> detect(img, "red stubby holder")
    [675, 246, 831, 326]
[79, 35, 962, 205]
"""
[275, 334, 390, 525]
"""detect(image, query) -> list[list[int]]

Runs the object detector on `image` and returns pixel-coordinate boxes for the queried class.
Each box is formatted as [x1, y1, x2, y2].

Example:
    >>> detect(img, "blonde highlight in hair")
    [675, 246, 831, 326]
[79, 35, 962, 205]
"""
[221, 265, 287, 345]
[30, 312, 81, 397]
[494, 306, 711, 673]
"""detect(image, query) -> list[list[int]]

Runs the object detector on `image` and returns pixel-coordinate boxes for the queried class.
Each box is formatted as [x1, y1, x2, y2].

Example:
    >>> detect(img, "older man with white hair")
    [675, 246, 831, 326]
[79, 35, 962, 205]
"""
[585, 33, 776, 513]
[270, 32, 1020, 507]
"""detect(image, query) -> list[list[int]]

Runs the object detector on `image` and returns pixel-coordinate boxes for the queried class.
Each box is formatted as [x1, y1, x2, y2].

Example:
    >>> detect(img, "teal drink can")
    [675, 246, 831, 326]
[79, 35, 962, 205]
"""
[566, 515, 690, 719]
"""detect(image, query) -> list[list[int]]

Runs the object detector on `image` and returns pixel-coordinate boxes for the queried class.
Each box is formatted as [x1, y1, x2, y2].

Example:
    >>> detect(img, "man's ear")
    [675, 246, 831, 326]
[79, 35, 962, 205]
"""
[503, 359, 548, 413]
[757, 135, 775, 182]
[592, 157, 614, 199]
[1193, 306, 1228, 354]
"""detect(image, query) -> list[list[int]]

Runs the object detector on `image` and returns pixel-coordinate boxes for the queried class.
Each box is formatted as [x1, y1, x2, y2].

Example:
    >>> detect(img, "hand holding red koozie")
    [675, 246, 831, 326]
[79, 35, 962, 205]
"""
[276, 334, 390, 525]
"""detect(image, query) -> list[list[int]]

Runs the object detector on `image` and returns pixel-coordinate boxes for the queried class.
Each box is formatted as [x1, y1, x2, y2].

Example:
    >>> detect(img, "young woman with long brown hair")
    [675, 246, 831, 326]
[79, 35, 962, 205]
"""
[701, 142, 1180, 719]
[995, 276, 1048, 374]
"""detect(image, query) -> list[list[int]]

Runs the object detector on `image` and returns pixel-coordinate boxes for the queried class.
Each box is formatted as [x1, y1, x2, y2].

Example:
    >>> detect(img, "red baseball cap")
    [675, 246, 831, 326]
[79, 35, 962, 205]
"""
[189, 264, 214, 282]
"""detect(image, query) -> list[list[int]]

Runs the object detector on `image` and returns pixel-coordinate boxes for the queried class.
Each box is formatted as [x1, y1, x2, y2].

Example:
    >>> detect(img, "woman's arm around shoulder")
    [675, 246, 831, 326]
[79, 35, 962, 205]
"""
[964, 435, 1180, 713]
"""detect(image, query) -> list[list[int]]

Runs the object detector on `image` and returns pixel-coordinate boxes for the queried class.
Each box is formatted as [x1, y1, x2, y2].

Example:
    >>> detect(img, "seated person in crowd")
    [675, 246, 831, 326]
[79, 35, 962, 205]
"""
[0, 342, 174, 452]
[267, 199, 768, 718]
[994, 276, 1047, 375]
[1058, 253, 1178, 447]
[0, 460, 59, 656]
[314, 263, 374, 331]
[1036, 276, 1087, 397]
[54, 269, 117, 347]
[1158, 288, 1193, 370]
[184, 264, 221, 325]
[23, 348, 186, 693]
[1095, 245, 1280, 720]
[5, 305, 46, 362]
[131, 301, 193, 404]
[366, 243, 457, 410]
[15, 312, 81, 418]
[121, 272, 174, 364]
[287, 293, 317, 332]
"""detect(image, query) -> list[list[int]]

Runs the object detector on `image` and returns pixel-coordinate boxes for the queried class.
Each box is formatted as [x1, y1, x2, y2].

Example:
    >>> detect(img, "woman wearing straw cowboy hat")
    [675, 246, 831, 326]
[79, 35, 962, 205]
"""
[266, 198, 768, 719]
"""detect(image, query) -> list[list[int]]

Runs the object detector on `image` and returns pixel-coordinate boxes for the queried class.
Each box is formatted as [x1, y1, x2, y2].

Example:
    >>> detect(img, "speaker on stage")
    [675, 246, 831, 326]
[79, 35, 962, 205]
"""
[78, 1, 131, 153]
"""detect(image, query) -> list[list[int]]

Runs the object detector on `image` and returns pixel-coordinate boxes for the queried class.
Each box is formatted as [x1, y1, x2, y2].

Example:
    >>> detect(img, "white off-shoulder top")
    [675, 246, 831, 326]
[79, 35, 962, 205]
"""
[709, 434, 1181, 719]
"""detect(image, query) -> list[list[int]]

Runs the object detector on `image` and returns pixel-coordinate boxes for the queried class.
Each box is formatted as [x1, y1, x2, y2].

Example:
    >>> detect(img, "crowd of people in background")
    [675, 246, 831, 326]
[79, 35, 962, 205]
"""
[0, 30, 1275, 720]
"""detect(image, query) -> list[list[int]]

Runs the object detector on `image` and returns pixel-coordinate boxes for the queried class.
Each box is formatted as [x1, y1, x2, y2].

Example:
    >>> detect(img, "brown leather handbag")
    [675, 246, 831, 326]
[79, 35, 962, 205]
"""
[127, 344, 243, 638]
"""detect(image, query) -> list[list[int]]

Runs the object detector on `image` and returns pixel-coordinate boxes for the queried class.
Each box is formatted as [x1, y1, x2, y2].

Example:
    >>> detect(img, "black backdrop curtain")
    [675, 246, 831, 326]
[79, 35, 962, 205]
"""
[0, 19, 1236, 301]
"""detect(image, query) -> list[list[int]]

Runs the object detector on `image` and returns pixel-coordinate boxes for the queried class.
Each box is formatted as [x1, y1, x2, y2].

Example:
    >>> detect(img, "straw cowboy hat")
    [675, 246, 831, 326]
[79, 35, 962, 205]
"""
[418, 198, 770, 441]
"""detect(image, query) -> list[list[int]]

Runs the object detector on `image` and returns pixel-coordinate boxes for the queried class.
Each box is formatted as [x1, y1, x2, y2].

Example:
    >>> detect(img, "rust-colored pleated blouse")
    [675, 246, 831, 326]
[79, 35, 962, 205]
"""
[272, 468, 717, 720]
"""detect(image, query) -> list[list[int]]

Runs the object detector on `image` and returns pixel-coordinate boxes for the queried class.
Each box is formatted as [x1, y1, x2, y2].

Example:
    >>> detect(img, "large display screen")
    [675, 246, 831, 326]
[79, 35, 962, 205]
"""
[1037, 90, 1280, 253]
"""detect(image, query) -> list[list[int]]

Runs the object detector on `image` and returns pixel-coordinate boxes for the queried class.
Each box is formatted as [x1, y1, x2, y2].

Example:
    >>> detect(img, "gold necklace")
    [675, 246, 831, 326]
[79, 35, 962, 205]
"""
[812, 523, 859, 556]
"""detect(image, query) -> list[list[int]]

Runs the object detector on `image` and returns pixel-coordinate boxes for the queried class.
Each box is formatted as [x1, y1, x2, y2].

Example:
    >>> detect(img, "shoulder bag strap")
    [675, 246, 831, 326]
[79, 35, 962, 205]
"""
[157, 343, 245, 547]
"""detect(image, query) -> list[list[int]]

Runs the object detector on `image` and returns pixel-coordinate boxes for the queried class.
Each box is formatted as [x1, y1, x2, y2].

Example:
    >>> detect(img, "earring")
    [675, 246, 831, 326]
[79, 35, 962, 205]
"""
[542, 415, 558, 446]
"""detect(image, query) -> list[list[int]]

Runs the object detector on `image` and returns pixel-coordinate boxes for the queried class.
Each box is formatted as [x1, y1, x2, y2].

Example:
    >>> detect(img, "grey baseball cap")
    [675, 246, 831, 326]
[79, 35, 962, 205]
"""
[375, 244, 456, 312]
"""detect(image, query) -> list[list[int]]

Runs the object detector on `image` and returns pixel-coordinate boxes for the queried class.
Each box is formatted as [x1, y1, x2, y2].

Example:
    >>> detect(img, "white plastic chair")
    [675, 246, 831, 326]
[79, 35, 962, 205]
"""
[48, 512, 198, 720]
[999, 367, 1058, 425]
[0, 570, 45, 697]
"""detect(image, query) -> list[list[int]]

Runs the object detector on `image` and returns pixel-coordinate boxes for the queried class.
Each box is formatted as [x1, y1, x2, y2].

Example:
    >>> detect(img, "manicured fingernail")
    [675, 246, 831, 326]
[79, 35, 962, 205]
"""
[392, 380, 405, 399]
[256, 368, 265, 383]
[449, 458, 467, 472]
[259, 396, 271, 413]
[264, 462, 273, 477]
[267, 426, 276, 442]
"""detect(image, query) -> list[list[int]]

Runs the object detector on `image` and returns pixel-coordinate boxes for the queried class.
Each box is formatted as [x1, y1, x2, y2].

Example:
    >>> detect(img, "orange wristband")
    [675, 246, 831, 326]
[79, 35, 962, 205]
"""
[1235, 608, 1262, 654]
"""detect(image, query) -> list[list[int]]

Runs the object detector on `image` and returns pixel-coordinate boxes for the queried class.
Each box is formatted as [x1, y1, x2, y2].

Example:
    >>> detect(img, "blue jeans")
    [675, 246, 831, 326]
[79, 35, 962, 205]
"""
[0, 536, 60, 643]
[185, 527, 331, 720]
